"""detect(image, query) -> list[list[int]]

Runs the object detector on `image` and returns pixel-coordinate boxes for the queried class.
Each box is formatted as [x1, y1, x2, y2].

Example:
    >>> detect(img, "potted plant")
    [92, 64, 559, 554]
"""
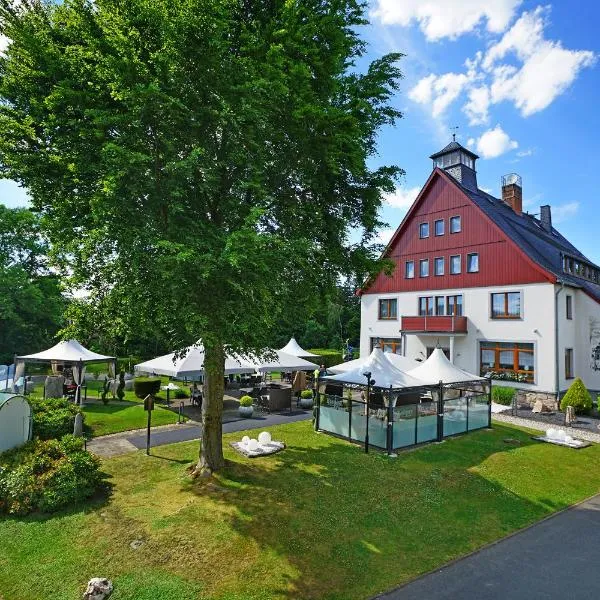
[239, 395, 254, 418]
[299, 389, 314, 409]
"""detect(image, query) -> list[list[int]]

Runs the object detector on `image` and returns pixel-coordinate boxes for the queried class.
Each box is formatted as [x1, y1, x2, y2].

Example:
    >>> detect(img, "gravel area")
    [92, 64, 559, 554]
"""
[493, 412, 600, 444]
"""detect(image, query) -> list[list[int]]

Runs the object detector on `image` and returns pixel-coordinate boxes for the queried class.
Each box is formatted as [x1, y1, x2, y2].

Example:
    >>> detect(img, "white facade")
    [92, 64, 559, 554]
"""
[361, 282, 600, 394]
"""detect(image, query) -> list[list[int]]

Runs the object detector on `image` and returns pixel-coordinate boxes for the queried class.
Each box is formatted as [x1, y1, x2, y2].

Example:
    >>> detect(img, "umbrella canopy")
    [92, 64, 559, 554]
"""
[328, 352, 418, 374]
[17, 339, 114, 364]
[135, 346, 256, 378]
[278, 337, 318, 358]
[407, 348, 484, 385]
[252, 350, 319, 373]
[321, 348, 423, 390]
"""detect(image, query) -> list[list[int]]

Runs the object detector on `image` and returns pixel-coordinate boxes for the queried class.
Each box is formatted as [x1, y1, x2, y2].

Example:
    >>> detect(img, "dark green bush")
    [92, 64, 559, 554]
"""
[0, 435, 104, 515]
[134, 377, 161, 399]
[300, 390, 313, 399]
[308, 349, 343, 369]
[492, 386, 515, 406]
[29, 397, 83, 440]
[173, 388, 188, 399]
[560, 377, 592, 414]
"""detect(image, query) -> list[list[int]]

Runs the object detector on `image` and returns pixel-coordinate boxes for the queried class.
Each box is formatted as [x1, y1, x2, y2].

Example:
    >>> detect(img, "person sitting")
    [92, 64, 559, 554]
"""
[191, 382, 202, 407]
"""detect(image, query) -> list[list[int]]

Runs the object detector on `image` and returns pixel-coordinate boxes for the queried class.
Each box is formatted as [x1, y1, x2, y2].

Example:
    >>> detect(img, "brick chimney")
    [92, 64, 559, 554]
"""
[501, 173, 522, 214]
[540, 205, 552, 233]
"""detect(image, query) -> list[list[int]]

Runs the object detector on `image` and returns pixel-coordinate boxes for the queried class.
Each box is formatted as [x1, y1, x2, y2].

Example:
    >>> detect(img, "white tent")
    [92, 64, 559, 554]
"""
[278, 337, 318, 358]
[321, 348, 423, 389]
[17, 339, 114, 364]
[328, 352, 418, 374]
[135, 346, 257, 378]
[407, 348, 484, 385]
[253, 350, 318, 373]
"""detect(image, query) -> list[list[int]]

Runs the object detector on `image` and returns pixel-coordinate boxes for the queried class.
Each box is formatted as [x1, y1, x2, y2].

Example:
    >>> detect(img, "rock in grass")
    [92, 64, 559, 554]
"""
[129, 539, 144, 550]
[83, 578, 113, 600]
[503, 438, 521, 445]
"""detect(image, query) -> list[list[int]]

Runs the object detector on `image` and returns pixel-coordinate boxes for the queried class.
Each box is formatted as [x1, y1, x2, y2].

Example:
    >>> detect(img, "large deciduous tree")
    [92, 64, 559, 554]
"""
[0, 0, 403, 474]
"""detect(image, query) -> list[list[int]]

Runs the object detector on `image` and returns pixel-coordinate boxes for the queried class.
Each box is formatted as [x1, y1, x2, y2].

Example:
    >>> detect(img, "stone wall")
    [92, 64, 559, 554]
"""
[516, 390, 558, 411]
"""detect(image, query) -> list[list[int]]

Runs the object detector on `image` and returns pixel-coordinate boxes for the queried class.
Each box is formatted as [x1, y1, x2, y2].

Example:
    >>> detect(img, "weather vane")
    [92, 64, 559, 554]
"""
[451, 126, 459, 141]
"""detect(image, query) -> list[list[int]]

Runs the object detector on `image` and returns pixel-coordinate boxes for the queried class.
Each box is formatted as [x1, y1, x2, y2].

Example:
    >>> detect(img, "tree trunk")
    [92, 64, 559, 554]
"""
[193, 340, 225, 476]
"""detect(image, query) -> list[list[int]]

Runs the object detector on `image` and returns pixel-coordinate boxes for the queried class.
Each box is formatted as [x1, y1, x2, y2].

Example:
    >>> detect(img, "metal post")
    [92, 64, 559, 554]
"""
[84, 385, 88, 403]
[488, 381, 493, 428]
[386, 385, 393, 456]
[414, 396, 419, 445]
[348, 390, 352, 439]
[465, 387, 469, 431]
[146, 407, 152, 455]
[364, 372, 372, 454]
[178, 401, 184, 424]
[77, 359, 83, 406]
[166, 387, 170, 406]
[315, 375, 321, 431]
[437, 380, 444, 442]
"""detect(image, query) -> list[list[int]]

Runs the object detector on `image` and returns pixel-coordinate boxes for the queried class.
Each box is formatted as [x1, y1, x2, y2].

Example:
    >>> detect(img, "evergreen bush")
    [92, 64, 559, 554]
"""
[239, 395, 253, 407]
[560, 377, 592, 414]
[307, 349, 343, 368]
[133, 377, 161, 398]
[300, 390, 313, 399]
[29, 397, 82, 440]
[492, 386, 515, 406]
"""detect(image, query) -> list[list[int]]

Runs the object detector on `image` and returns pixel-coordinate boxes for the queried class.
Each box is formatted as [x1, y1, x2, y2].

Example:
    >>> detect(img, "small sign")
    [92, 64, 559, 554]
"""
[144, 396, 154, 411]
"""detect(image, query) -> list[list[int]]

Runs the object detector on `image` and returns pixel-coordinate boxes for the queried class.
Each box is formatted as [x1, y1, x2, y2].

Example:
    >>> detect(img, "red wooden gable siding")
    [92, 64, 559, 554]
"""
[366, 172, 551, 294]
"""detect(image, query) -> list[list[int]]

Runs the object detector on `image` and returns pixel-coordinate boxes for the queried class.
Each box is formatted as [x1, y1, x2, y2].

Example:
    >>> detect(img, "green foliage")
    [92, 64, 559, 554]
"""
[239, 395, 253, 407]
[560, 377, 592, 414]
[173, 388, 188, 400]
[308, 349, 343, 369]
[0, 206, 66, 363]
[116, 371, 125, 401]
[300, 390, 313, 399]
[29, 397, 82, 440]
[0, 435, 103, 515]
[134, 377, 161, 399]
[492, 386, 515, 406]
[101, 376, 111, 405]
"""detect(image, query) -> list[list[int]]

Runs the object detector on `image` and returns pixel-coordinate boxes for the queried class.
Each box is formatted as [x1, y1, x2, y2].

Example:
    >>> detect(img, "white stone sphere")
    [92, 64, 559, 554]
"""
[556, 429, 566, 440]
[258, 431, 272, 444]
[565, 435, 573, 444]
[547, 428, 556, 439]
[241, 435, 250, 446]
[248, 438, 259, 451]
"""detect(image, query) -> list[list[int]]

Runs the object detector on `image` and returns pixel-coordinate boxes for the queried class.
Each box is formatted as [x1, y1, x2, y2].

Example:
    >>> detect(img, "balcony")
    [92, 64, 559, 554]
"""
[401, 315, 468, 334]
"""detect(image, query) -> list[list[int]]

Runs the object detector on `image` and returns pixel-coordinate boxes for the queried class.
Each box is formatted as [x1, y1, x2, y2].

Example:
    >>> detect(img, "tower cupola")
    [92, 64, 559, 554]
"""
[430, 139, 479, 191]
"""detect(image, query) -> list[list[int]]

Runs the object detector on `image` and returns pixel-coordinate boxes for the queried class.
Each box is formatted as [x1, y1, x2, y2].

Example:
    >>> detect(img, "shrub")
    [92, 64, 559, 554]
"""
[116, 371, 125, 401]
[560, 377, 592, 414]
[492, 386, 515, 406]
[173, 388, 188, 399]
[0, 435, 104, 515]
[300, 390, 313, 399]
[29, 397, 83, 440]
[134, 377, 161, 399]
[308, 349, 343, 369]
[239, 395, 253, 407]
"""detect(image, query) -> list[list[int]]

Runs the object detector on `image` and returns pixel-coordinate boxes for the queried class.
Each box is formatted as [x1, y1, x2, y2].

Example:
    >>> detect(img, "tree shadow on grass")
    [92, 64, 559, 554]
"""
[181, 422, 587, 599]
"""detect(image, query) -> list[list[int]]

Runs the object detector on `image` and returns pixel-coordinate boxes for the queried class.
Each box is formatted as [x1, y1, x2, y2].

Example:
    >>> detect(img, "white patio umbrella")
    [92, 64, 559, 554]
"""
[321, 348, 423, 390]
[135, 346, 257, 378]
[278, 337, 318, 358]
[252, 350, 319, 373]
[328, 351, 418, 374]
[407, 348, 484, 385]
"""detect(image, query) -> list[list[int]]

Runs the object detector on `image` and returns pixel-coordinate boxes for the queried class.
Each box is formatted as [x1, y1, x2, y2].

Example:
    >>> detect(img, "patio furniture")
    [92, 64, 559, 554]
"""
[267, 386, 292, 412]
[254, 395, 270, 414]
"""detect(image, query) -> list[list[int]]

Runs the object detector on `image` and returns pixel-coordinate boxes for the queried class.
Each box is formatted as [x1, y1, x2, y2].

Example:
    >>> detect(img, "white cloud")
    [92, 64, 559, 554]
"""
[383, 186, 421, 210]
[463, 86, 490, 125]
[467, 138, 476, 148]
[376, 228, 396, 245]
[404, 6, 596, 126]
[516, 149, 533, 157]
[474, 125, 518, 158]
[552, 202, 579, 223]
[370, 0, 522, 41]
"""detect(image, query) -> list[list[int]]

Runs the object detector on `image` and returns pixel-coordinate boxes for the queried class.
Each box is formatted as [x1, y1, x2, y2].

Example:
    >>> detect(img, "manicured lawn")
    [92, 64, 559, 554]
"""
[1, 420, 600, 600]
[83, 403, 185, 437]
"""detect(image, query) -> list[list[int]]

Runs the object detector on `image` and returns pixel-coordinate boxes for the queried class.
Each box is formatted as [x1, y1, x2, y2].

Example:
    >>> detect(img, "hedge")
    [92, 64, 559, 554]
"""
[0, 435, 104, 515]
[560, 377, 592, 414]
[492, 386, 515, 406]
[307, 349, 343, 369]
[29, 397, 83, 440]
[134, 377, 161, 399]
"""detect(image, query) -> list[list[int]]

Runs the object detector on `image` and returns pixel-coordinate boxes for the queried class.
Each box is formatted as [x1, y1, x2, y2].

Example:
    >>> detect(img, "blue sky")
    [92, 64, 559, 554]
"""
[1, 1, 598, 263]
[361, 0, 600, 262]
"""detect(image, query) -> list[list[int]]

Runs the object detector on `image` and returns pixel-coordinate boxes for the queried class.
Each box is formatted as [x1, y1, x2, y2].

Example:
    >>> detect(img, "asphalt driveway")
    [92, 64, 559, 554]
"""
[377, 493, 600, 600]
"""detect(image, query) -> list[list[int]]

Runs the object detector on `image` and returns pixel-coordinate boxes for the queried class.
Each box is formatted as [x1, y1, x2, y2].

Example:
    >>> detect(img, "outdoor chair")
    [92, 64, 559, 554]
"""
[254, 395, 270, 414]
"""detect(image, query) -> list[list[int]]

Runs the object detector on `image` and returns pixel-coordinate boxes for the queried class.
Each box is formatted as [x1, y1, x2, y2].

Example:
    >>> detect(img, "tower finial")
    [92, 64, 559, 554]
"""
[451, 126, 459, 142]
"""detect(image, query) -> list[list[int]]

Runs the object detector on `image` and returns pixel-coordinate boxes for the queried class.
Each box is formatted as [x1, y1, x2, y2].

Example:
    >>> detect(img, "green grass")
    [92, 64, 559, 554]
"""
[1, 420, 600, 600]
[83, 403, 185, 437]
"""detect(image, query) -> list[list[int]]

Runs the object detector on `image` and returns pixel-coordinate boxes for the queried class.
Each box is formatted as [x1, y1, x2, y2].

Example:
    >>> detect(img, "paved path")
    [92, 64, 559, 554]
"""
[88, 409, 312, 457]
[377, 494, 600, 600]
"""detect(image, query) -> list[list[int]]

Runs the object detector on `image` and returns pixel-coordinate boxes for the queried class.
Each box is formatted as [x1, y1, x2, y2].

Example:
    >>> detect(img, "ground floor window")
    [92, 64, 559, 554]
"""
[565, 348, 574, 380]
[371, 338, 402, 354]
[480, 341, 535, 382]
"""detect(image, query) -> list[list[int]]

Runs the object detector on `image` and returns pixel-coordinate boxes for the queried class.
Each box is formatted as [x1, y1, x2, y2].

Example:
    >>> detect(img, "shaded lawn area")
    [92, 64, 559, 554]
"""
[83, 403, 185, 437]
[1, 421, 600, 600]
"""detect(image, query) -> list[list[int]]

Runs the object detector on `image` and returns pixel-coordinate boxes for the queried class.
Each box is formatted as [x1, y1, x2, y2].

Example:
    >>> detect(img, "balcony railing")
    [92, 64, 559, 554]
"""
[401, 315, 468, 334]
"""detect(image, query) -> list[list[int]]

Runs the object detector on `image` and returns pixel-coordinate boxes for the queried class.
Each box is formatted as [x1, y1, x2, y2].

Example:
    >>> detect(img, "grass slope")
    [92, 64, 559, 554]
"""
[1, 421, 600, 599]
[83, 403, 184, 437]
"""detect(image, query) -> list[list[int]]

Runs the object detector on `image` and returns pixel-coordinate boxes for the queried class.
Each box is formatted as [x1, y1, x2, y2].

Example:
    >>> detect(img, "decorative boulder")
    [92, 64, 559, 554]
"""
[44, 375, 64, 399]
[73, 412, 84, 437]
[83, 578, 113, 600]
[532, 399, 551, 413]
